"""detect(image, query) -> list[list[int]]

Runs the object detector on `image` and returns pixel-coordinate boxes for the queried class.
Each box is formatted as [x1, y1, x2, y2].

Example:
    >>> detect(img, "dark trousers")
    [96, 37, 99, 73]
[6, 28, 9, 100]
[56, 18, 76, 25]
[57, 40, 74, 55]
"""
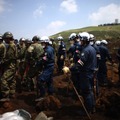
[97, 61, 107, 85]
[38, 65, 54, 97]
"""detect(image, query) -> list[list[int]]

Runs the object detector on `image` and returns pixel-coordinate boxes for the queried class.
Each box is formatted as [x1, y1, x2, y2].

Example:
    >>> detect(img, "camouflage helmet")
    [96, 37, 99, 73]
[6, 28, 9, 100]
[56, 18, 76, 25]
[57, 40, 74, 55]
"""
[32, 35, 40, 41]
[25, 38, 32, 44]
[19, 37, 26, 42]
[2, 31, 14, 40]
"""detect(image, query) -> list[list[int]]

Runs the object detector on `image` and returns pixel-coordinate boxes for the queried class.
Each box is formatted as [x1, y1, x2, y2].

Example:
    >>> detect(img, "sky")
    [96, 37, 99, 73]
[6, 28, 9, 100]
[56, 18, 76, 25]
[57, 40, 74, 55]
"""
[0, 0, 120, 40]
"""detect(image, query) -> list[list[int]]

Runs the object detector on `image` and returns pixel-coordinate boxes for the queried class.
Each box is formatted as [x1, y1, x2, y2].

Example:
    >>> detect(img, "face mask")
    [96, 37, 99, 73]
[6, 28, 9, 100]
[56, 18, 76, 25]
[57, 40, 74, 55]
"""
[78, 41, 81, 45]
[70, 43, 74, 46]
[70, 40, 74, 45]
[90, 41, 94, 45]
[42, 45, 45, 48]
[77, 39, 80, 42]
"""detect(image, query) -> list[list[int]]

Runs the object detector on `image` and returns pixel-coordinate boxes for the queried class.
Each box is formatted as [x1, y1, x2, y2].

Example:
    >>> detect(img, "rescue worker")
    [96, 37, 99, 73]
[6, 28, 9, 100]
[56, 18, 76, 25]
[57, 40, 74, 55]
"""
[36, 36, 55, 101]
[71, 32, 97, 114]
[25, 39, 32, 50]
[89, 34, 101, 96]
[68, 33, 82, 63]
[0, 35, 6, 98]
[97, 39, 113, 86]
[0, 34, 6, 78]
[24, 35, 44, 91]
[0, 32, 17, 101]
[21, 39, 32, 91]
[56, 35, 66, 74]
[14, 39, 19, 49]
[16, 37, 26, 93]
[50, 38, 57, 55]
[68, 33, 82, 93]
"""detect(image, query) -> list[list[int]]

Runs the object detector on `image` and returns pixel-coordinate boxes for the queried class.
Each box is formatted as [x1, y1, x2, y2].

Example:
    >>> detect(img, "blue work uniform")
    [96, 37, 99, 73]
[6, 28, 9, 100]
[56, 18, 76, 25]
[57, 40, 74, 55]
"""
[97, 44, 112, 85]
[57, 41, 66, 73]
[77, 44, 97, 112]
[38, 45, 55, 97]
[68, 42, 82, 93]
[91, 44, 101, 96]
[68, 42, 82, 63]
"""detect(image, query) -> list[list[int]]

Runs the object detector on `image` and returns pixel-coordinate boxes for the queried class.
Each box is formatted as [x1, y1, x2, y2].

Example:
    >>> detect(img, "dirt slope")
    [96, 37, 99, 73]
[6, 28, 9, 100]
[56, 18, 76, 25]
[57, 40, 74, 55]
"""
[0, 62, 120, 120]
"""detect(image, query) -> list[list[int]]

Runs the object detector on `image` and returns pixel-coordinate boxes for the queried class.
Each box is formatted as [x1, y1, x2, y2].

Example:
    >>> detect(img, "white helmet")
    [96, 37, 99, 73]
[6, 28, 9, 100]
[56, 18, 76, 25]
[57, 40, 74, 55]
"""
[101, 39, 108, 45]
[40, 36, 50, 43]
[57, 36, 63, 40]
[79, 32, 90, 41]
[95, 40, 101, 46]
[89, 34, 95, 41]
[78, 32, 82, 38]
[49, 41, 52, 45]
[69, 33, 77, 40]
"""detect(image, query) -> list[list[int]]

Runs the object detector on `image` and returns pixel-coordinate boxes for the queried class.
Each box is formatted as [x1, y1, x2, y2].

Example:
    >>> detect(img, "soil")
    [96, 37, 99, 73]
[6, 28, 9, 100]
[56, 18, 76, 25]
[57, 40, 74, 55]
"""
[0, 62, 120, 120]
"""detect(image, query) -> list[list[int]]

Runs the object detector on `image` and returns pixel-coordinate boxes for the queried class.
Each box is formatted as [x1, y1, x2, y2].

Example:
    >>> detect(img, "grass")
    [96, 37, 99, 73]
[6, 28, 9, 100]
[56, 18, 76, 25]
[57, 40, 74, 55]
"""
[50, 25, 120, 41]
[50, 25, 120, 53]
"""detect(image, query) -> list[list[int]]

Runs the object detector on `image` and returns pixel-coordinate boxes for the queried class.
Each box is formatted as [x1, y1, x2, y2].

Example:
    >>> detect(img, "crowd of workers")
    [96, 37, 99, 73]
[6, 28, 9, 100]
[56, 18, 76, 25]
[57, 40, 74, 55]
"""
[0, 31, 120, 116]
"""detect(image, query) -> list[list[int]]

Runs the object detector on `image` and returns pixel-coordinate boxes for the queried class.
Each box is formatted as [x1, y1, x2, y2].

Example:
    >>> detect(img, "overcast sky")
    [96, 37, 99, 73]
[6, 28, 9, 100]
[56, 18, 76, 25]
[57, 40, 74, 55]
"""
[0, 0, 120, 39]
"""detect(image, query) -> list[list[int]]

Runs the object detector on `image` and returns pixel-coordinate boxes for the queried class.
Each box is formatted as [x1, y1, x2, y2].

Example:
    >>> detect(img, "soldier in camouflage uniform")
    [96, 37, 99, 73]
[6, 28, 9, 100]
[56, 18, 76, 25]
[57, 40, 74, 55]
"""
[0, 35, 6, 78]
[0, 32, 17, 101]
[25, 35, 44, 91]
[16, 37, 26, 93]
[50, 38, 57, 55]
[0, 35, 6, 99]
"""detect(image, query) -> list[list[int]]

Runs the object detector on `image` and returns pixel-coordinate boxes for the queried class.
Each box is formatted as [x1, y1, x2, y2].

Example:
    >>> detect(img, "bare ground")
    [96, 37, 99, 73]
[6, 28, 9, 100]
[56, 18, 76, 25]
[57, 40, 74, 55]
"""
[0, 62, 120, 120]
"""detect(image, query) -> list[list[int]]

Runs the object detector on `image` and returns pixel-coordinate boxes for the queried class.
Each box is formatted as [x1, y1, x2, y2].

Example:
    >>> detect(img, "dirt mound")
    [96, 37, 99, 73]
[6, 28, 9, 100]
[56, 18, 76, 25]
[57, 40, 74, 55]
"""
[96, 87, 120, 119]
[0, 62, 120, 120]
[36, 95, 62, 112]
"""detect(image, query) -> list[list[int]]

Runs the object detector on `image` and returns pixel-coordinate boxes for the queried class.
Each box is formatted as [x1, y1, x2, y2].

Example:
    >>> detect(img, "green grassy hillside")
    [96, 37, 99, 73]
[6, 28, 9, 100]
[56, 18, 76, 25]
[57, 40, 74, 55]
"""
[50, 25, 120, 41]
[50, 25, 120, 54]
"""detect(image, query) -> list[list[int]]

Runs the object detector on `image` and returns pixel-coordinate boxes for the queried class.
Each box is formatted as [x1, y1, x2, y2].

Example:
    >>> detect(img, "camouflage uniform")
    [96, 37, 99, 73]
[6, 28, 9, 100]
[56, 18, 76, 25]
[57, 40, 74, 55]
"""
[0, 41, 6, 78]
[1, 42, 17, 98]
[51, 40, 57, 55]
[16, 38, 26, 92]
[26, 42, 44, 77]
[25, 36, 44, 91]
[0, 32, 17, 100]
[17, 40, 26, 74]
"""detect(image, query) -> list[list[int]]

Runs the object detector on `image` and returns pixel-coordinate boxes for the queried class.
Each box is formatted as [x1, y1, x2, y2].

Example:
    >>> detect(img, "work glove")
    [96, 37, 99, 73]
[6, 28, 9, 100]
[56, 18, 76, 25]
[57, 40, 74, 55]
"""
[60, 55, 64, 60]
[62, 66, 70, 74]
[70, 58, 73, 62]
